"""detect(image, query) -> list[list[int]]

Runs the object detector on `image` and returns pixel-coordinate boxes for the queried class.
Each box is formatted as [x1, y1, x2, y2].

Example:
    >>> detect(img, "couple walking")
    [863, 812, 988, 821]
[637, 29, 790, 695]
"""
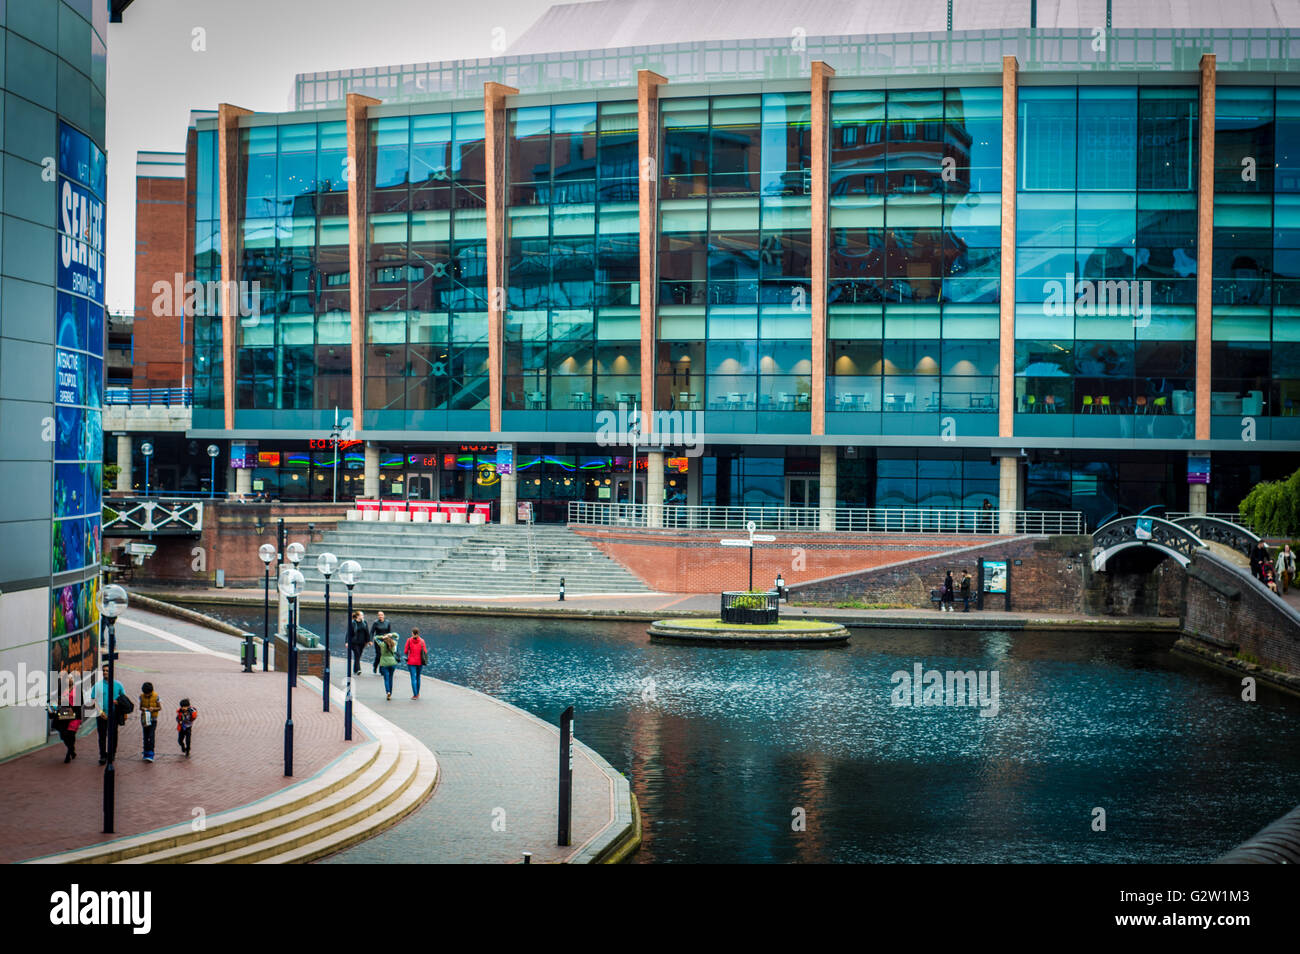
[346, 610, 429, 701]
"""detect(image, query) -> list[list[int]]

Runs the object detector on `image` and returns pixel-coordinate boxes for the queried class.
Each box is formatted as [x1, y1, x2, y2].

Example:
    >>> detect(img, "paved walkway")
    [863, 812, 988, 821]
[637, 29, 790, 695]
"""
[320, 663, 627, 864]
[0, 609, 362, 864]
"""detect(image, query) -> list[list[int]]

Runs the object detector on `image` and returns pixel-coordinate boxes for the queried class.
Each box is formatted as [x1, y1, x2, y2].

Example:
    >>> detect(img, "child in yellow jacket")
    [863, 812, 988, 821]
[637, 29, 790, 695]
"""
[139, 682, 162, 762]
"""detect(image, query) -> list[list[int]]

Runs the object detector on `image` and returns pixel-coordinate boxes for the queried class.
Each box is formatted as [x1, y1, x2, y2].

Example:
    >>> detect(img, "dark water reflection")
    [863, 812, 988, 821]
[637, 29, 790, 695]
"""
[190, 603, 1300, 864]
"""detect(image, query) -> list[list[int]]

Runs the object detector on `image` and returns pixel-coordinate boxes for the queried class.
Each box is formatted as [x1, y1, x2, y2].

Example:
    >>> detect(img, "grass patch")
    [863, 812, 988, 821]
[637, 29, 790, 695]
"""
[1236, 651, 1261, 665]
[657, 618, 836, 632]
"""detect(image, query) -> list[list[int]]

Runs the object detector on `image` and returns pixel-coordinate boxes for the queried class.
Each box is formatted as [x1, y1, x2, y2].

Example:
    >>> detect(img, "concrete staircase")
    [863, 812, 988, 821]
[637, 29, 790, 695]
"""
[300, 523, 477, 595]
[303, 522, 652, 596]
[27, 687, 437, 865]
[413, 524, 652, 596]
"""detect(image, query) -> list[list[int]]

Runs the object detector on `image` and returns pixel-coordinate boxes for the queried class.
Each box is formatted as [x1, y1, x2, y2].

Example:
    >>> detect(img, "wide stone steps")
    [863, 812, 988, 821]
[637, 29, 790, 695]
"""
[27, 684, 437, 865]
[292, 522, 652, 596]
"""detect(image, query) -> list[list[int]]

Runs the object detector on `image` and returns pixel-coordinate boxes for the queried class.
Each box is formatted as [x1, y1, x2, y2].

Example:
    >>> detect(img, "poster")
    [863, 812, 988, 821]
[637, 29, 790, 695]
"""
[1135, 517, 1153, 540]
[983, 560, 1007, 594]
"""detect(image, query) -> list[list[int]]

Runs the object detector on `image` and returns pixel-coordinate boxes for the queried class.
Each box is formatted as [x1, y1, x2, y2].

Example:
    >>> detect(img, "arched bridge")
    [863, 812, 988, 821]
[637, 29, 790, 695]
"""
[1168, 515, 1260, 558]
[1091, 516, 1207, 571]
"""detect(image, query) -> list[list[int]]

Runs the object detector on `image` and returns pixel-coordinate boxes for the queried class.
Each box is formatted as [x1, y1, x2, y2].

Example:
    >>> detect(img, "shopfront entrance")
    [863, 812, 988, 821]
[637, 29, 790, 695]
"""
[405, 471, 436, 500]
[786, 476, 820, 508]
[613, 474, 645, 505]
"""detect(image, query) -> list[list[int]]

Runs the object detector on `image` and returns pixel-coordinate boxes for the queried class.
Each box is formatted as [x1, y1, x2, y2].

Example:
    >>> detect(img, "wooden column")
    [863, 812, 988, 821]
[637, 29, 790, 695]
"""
[217, 103, 251, 430]
[638, 70, 668, 437]
[484, 82, 518, 433]
[1196, 54, 1216, 442]
[810, 61, 835, 436]
[998, 57, 1018, 438]
[345, 93, 381, 433]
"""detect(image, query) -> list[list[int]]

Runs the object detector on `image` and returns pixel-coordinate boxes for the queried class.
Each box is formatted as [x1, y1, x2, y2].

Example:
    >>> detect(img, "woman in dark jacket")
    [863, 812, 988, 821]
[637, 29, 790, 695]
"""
[942, 571, 956, 613]
[347, 611, 369, 675]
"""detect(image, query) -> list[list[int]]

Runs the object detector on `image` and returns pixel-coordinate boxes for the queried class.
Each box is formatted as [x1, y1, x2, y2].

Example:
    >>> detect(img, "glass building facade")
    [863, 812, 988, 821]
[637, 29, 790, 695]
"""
[185, 34, 1300, 531]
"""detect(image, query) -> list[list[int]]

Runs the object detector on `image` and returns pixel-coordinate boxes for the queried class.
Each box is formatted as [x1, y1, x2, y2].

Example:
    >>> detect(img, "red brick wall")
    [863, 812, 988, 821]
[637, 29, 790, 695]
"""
[787, 535, 1095, 612]
[133, 175, 188, 390]
[571, 527, 1017, 594]
[107, 502, 350, 588]
[1182, 551, 1300, 675]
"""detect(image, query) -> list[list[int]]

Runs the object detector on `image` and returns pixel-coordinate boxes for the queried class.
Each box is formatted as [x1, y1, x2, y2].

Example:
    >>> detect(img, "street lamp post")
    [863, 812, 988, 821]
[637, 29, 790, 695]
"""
[100, 584, 128, 834]
[285, 542, 305, 688]
[258, 543, 276, 672]
[206, 443, 219, 499]
[317, 552, 338, 712]
[140, 441, 154, 497]
[629, 403, 641, 522]
[338, 560, 362, 741]
[278, 565, 305, 777]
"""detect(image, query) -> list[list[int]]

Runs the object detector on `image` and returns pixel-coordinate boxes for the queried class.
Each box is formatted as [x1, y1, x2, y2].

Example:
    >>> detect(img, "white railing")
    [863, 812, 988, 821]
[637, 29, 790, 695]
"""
[566, 502, 1086, 535]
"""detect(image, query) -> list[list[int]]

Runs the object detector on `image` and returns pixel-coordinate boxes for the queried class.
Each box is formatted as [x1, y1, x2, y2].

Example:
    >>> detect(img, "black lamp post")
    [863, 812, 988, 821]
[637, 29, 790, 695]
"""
[338, 559, 362, 741]
[285, 541, 306, 688]
[258, 543, 276, 671]
[316, 552, 338, 712]
[206, 443, 219, 499]
[141, 441, 153, 497]
[278, 565, 305, 776]
[100, 584, 128, 833]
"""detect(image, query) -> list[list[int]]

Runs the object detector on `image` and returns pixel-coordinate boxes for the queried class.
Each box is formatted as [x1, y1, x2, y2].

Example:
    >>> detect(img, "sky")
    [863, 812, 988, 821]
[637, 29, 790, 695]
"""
[103, 0, 573, 316]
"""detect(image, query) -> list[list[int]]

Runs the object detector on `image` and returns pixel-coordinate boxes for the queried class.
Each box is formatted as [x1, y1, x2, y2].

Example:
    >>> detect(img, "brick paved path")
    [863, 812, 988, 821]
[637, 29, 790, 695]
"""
[0, 609, 362, 863]
[321, 666, 621, 864]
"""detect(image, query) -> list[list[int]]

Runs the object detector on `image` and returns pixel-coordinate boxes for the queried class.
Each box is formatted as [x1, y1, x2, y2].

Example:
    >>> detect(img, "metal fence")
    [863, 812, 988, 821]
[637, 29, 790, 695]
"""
[567, 502, 1086, 535]
[105, 387, 193, 407]
[1167, 511, 1251, 530]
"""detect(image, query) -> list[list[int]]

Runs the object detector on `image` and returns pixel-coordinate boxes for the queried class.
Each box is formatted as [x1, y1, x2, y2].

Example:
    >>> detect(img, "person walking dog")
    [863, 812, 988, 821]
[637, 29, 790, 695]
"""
[404, 628, 428, 699]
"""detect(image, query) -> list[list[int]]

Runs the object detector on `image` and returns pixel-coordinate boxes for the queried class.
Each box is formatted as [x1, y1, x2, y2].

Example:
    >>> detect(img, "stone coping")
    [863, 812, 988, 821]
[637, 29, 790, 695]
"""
[648, 619, 851, 644]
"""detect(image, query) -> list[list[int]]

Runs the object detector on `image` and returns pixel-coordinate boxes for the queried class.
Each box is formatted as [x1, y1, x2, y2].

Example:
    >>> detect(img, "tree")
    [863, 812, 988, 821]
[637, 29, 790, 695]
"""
[1239, 467, 1300, 537]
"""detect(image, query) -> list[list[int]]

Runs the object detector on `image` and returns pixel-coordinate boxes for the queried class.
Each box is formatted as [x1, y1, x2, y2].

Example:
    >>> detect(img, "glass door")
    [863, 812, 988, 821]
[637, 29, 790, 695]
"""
[406, 472, 436, 499]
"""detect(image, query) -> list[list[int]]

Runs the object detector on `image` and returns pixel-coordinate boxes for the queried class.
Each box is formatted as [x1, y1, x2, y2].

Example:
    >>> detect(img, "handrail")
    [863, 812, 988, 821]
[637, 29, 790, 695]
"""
[566, 501, 1086, 535]
[104, 387, 194, 408]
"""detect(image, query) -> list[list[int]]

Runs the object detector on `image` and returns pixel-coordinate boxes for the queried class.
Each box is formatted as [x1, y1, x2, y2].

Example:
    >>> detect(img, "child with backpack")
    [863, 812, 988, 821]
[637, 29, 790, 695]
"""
[176, 698, 198, 756]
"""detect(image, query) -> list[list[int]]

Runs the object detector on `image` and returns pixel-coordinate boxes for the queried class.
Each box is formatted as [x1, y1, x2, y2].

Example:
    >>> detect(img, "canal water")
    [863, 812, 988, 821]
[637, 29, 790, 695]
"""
[187, 603, 1300, 863]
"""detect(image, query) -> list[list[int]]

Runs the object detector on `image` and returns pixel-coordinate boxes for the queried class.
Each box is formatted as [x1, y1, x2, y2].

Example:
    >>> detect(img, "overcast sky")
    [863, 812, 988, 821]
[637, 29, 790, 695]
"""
[104, 0, 571, 315]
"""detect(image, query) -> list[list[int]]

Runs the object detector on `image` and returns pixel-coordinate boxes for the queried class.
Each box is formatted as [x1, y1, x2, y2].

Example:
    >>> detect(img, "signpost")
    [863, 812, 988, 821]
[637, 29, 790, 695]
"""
[720, 520, 777, 591]
[558, 705, 574, 847]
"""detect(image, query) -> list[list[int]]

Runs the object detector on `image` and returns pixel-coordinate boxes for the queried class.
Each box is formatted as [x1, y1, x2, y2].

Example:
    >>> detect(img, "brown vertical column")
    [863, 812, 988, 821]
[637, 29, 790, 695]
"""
[217, 103, 251, 430]
[998, 57, 1019, 438]
[346, 93, 382, 433]
[638, 70, 668, 437]
[183, 127, 198, 393]
[810, 61, 835, 436]
[1196, 54, 1216, 442]
[484, 82, 518, 433]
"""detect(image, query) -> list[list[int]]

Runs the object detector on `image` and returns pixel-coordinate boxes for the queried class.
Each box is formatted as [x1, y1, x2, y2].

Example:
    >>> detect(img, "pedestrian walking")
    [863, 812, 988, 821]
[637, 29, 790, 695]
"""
[176, 698, 198, 756]
[93, 663, 124, 765]
[347, 610, 369, 675]
[1279, 544, 1296, 594]
[46, 703, 81, 763]
[370, 611, 393, 675]
[942, 571, 956, 613]
[960, 571, 972, 612]
[981, 498, 993, 533]
[1251, 540, 1269, 580]
[404, 628, 428, 699]
[138, 681, 162, 762]
[376, 632, 400, 701]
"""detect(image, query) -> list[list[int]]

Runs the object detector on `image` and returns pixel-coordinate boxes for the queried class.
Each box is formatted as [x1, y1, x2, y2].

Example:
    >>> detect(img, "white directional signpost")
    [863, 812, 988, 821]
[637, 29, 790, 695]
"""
[720, 520, 777, 591]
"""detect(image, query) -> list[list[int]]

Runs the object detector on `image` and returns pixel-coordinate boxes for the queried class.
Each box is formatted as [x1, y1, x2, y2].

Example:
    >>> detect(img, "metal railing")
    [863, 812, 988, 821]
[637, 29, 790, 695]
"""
[567, 502, 1086, 535]
[103, 498, 204, 535]
[1167, 511, 1253, 531]
[105, 386, 193, 407]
